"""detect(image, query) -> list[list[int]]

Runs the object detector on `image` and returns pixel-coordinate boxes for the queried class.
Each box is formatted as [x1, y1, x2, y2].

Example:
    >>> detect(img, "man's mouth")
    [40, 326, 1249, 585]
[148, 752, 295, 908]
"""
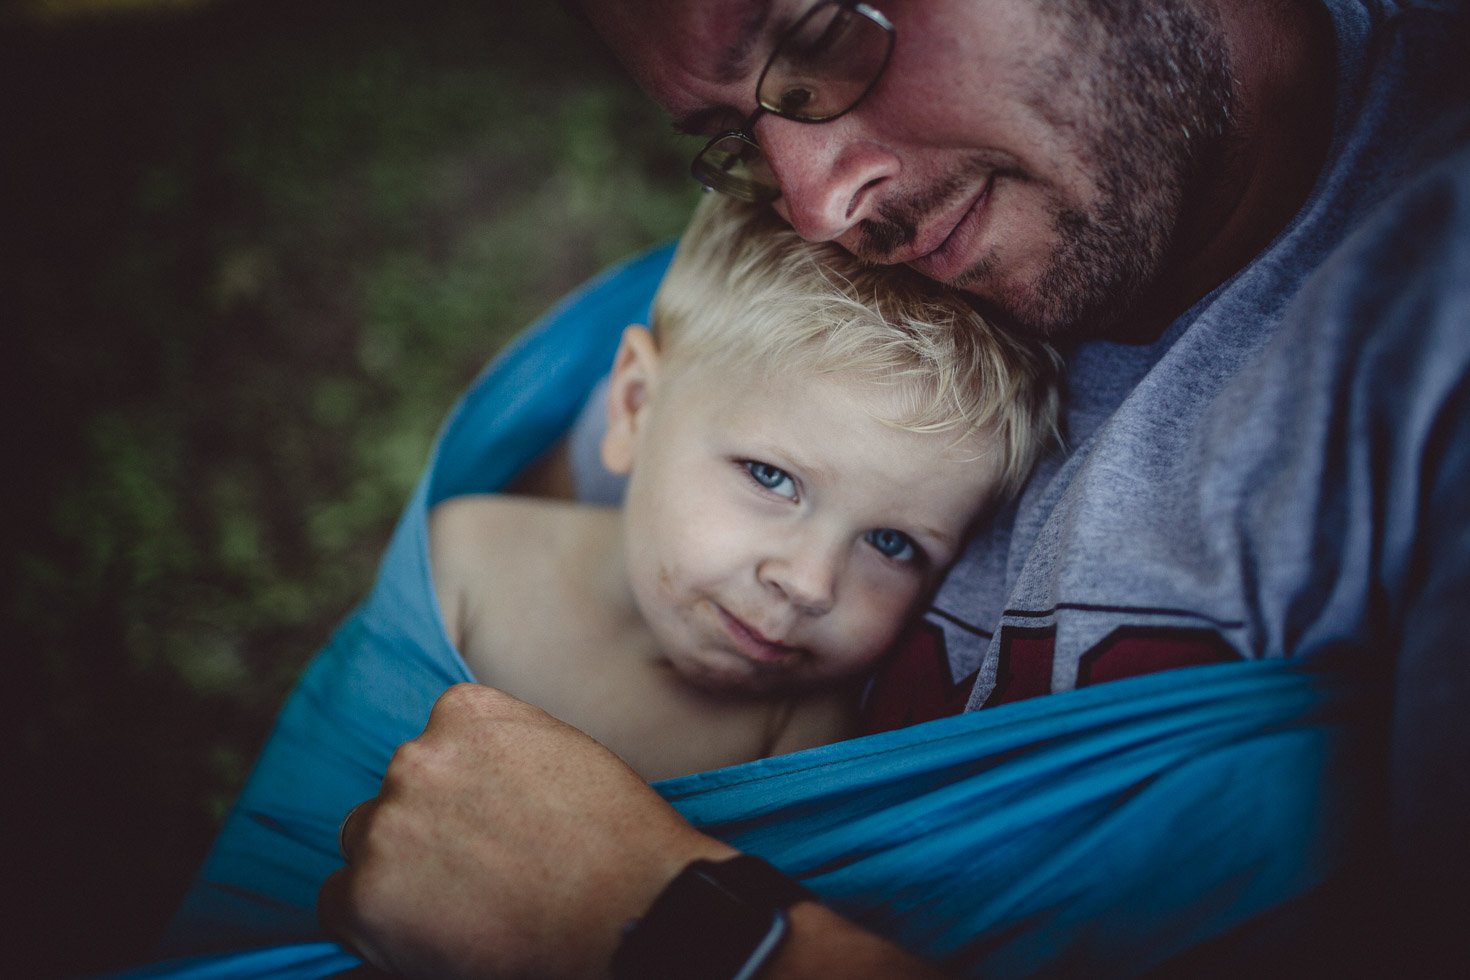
[714, 605, 802, 665]
[906, 175, 997, 282]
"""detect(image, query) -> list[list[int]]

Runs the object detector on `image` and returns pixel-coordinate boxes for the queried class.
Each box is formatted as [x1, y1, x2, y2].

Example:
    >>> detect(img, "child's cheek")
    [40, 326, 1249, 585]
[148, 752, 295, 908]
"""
[861, 581, 925, 651]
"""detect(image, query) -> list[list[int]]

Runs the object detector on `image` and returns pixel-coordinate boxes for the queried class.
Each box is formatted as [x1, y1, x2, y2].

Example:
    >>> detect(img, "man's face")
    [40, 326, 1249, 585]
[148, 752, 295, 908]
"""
[588, 0, 1235, 339]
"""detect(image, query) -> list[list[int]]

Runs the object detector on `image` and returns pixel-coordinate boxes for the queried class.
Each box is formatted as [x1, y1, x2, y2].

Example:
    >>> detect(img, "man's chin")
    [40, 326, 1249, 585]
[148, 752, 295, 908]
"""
[943, 275, 1087, 343]
[948, 246, 1159, 343]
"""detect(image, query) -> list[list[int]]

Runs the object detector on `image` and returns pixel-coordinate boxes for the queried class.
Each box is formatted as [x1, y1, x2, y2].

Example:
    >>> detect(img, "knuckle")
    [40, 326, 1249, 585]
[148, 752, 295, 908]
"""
[439, 681, 481, 708]
[384, 735, 434, 784]
[445, 680, 511, 710]
[437, 681, 535, 726]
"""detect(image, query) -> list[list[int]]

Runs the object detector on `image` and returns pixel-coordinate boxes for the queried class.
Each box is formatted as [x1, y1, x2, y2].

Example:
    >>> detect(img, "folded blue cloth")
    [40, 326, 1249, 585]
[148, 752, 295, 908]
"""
[143, 244, 1379, 979]
[106, 943, 363, 980]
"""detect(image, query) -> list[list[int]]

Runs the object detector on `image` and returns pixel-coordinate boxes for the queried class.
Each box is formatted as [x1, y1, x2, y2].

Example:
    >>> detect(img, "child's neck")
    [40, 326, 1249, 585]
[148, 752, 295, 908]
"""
[581, 508, 653, 647]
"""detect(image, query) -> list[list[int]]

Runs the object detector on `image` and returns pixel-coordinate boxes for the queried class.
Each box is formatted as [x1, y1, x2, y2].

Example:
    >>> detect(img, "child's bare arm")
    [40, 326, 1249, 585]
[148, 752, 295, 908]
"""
[426, 496, 503, 652]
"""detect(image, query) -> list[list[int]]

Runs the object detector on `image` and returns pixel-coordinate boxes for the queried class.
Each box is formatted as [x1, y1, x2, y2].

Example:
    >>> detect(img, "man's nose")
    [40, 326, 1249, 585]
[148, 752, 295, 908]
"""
[756, 114, 898, 243]
[758, 536, 842, 616]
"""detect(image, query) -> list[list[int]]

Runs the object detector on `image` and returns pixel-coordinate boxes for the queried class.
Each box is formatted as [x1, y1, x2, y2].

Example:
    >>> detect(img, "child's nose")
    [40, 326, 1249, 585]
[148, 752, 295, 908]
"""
[758, 538, 840, 615]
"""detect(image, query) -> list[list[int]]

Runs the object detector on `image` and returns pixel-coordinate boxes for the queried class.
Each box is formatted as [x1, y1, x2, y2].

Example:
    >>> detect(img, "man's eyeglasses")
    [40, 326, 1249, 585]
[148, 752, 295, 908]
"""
[691, 2, 895, 203]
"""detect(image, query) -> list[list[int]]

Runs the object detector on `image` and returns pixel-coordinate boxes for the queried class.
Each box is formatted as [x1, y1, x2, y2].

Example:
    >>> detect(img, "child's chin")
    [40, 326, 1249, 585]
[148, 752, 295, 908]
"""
[676, 654, 798, 698]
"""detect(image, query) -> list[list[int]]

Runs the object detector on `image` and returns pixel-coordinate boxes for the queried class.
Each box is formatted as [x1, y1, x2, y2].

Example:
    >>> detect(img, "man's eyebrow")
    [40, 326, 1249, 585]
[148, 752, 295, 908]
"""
[671, 0, 777, 133]
[671, 106, 739, 136]
[714, 0, 776, 84]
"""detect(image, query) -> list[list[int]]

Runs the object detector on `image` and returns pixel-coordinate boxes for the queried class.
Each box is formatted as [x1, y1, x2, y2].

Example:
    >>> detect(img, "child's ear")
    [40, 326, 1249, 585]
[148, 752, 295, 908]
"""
[601, 325, 661, 476]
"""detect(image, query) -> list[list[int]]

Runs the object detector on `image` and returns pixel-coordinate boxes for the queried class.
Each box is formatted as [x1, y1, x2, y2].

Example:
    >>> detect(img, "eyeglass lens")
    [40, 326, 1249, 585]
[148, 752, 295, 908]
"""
[691, 133, 780, 202]
[758, 3, 892, 121]
[692, 3, 893, 202]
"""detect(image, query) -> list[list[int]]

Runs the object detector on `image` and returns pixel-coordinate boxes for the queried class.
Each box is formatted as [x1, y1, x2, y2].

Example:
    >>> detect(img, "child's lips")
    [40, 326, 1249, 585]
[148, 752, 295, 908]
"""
[715, 605, 802, 665]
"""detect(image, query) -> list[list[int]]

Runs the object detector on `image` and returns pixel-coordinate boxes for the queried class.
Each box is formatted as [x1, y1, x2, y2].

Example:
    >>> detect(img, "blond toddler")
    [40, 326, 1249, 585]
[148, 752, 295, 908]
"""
[429, 195, 1059, 781]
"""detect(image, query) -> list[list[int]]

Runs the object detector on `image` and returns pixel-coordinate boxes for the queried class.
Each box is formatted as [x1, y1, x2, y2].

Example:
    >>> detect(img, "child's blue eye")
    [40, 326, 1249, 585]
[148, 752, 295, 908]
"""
[866, 527, 916, 562]
[746, 461, 797, 499]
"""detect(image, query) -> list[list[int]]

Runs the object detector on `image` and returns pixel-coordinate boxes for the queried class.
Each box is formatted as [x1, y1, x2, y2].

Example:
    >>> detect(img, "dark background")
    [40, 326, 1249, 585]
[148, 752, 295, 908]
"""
[2, 1, 700, 975]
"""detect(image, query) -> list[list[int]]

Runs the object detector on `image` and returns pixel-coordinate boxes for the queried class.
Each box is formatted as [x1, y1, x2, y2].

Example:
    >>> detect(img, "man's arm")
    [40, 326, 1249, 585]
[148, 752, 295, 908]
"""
[319, 683, 946, 980]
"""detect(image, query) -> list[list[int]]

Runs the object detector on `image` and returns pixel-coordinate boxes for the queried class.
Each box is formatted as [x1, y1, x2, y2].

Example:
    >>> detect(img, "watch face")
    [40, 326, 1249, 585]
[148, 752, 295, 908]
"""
[614, 865, 789, 980]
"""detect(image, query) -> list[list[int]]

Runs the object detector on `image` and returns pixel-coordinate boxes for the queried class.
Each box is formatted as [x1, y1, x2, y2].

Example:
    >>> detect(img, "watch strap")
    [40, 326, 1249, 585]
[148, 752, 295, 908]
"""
[698, 854, 817, 908]
[611, 855, 816, 980]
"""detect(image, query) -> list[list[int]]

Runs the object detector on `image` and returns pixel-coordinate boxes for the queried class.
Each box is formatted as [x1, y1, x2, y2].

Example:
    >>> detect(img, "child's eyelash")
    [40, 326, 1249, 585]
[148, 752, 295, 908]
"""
[739, 459, 799, 500]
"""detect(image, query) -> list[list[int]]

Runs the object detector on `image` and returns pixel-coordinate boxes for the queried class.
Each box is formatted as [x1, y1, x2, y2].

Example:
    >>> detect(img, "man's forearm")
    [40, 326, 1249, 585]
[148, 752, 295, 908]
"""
[320, 684, 949, 979]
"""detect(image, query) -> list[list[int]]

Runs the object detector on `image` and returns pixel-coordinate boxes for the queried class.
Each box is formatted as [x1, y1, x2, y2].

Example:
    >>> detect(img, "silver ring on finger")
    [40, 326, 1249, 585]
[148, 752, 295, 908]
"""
[337, 802, 365, 862]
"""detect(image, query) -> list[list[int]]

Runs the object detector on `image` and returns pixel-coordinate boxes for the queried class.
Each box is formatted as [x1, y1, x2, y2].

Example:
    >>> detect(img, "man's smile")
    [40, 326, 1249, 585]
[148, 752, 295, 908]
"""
[907, 175, 998, 282]
[843, 159, 1004, 280]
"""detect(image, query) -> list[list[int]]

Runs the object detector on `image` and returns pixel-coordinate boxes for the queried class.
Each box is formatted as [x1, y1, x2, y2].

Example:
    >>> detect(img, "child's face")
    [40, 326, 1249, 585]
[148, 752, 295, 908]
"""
[603, 328, 1003, 696]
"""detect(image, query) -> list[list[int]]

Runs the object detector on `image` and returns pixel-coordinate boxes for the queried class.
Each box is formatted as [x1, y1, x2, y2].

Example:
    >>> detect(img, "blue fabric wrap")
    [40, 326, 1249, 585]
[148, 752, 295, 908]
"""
[106, 944, 363, 980]
[139, 243, 1380, 979]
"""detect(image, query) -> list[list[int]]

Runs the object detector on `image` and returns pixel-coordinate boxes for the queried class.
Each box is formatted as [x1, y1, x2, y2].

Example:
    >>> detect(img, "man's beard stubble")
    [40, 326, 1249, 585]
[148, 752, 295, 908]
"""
[854, 0, 1237, 341]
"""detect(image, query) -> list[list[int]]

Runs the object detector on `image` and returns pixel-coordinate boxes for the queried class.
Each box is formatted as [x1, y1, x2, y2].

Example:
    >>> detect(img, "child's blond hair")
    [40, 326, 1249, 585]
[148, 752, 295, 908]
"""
[652, 194, 1062, 498]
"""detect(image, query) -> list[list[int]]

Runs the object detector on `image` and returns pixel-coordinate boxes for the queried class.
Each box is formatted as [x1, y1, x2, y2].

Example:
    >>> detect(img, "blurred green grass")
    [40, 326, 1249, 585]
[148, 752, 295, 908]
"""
[1, 1, 701, 975]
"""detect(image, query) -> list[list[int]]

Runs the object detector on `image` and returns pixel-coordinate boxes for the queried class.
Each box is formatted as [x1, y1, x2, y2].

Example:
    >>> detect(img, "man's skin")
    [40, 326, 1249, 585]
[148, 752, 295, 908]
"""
[319, 1, 1338, 976]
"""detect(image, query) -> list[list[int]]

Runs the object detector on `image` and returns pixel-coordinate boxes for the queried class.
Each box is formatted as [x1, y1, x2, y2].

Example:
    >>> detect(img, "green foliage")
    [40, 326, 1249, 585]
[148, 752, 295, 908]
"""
[3, 1, 702, 974]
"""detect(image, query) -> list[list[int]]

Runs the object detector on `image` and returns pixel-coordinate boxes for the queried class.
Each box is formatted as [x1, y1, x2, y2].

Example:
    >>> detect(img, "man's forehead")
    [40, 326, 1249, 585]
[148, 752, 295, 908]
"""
[698, 0, 777, 84]
[587, 0, 786, 114]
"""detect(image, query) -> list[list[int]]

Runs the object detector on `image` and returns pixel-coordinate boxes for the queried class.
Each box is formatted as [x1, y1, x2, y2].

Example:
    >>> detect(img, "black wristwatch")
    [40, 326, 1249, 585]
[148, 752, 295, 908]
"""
[611, 855, 817, 980]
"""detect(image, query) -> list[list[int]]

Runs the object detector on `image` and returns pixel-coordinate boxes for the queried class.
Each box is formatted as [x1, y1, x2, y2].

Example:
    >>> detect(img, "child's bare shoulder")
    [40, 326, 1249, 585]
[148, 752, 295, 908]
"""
[432, 492, 540, 548]
[430, 490, 596, 553]
[430, 495, 527, 589]
[427, 496, 507, 650]
[427, 495, 617, 671]
[428, 495, 574, 646]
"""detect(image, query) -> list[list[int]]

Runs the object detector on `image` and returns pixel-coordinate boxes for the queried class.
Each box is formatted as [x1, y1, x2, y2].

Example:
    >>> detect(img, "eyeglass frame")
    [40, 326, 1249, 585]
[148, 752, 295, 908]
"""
[690, 1, 896, 203]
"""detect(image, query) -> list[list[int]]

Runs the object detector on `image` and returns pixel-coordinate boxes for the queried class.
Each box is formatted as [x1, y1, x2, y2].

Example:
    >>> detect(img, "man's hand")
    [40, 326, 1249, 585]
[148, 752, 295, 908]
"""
[318, 683, 737, 979]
